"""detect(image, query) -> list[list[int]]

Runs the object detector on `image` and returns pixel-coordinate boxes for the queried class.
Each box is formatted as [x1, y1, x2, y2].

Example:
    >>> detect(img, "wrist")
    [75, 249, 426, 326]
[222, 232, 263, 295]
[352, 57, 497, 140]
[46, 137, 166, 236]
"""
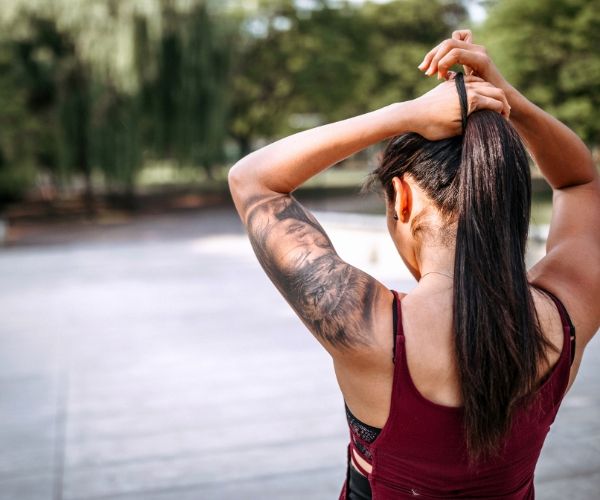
[379, 101, 414, 138]
[504, 85, 530, 124]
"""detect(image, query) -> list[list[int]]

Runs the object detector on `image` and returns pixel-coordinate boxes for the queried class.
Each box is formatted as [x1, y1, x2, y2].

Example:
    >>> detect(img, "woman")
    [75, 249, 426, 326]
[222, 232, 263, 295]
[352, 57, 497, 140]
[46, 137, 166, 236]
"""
[228, 30, 600, 499]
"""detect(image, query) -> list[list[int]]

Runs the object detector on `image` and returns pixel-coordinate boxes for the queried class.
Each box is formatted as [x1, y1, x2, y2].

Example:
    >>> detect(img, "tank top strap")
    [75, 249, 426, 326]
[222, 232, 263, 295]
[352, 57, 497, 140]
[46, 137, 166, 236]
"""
[530, 283, 576, 367]
[391, 289, 400, 362]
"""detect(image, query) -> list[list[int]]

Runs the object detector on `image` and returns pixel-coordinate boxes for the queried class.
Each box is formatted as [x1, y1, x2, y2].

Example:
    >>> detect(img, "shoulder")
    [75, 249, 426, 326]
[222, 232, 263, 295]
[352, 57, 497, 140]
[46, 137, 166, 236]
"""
[528, 262, 598, 350]
[530, 179, 600, 348]
[335, 286, 398, 365]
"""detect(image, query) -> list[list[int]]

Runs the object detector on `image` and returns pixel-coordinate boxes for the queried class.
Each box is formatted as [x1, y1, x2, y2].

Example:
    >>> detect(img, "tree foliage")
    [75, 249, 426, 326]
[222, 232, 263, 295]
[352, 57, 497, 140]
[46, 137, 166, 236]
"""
[228, 0, 467, 154]
[480, 0, 600, 145]
[0, 0, 598, 210]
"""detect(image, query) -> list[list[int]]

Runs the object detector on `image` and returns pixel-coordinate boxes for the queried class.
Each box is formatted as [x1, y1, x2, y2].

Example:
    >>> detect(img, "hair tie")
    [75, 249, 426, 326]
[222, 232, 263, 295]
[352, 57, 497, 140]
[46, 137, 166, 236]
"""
[454, 72, 468, 134]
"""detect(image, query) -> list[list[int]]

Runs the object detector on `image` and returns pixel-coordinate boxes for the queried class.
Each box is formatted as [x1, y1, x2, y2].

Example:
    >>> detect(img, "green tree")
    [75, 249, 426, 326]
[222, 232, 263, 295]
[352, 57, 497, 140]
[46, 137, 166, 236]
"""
[57, 55, 94, 213]
[358, 0, 467, 111]
[481, 0, 600, 146]
[0, 42, 38, 208]
[0, 14, 95, 209]
[228, 0, 467, 155]
[90, 84, 141, 206]
[152, 2, 233, 177]
[0, 0, 472, 208]
[176, 3, 233, 177]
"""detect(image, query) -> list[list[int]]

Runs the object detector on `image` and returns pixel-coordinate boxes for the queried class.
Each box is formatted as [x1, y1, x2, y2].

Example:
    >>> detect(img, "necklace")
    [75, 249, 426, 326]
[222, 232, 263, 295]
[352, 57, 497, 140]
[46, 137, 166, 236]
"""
[420, 271, 454, 280]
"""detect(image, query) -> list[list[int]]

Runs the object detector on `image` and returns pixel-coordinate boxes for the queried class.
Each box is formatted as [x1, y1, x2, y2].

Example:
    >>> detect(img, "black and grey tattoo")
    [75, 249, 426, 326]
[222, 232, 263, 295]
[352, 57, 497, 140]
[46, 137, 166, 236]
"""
[245, 194, 380, 351]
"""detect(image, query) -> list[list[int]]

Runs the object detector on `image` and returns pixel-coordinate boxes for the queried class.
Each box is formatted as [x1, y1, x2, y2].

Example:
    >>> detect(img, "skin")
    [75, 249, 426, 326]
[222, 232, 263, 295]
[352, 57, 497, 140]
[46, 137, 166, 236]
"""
[245, 194, 380, 350]
[228, 30, 600, 477]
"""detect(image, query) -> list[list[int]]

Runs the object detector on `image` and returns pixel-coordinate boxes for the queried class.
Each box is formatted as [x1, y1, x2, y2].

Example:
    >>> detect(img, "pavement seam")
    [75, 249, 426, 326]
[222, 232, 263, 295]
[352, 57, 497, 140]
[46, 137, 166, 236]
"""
[53, 369, 69, 500]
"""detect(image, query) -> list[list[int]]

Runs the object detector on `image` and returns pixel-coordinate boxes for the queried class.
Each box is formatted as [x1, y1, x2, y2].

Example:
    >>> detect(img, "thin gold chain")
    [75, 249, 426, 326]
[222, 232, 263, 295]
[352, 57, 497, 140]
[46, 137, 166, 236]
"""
[420, 271, 454, 280]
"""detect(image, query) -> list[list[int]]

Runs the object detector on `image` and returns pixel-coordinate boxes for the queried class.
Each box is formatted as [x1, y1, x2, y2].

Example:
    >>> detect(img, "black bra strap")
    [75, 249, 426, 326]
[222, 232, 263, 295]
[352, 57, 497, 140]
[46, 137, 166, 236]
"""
[392, 291, 398, 363]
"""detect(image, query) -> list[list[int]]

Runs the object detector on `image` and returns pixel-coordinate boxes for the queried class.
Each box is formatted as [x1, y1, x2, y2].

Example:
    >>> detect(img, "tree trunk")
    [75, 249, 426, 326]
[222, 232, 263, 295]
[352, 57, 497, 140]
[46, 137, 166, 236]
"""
[82, 166, 96, 219]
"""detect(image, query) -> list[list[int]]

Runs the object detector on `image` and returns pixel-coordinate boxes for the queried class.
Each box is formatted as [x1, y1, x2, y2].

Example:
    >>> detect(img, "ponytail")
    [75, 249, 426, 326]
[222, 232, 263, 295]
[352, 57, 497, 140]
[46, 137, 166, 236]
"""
[454, 110, 553, 462]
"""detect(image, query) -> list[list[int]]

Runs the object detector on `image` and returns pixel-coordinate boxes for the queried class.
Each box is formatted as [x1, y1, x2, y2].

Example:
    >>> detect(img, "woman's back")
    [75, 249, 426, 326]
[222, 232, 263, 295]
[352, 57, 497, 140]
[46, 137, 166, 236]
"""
[399, 283, 569, 408]
[338, 282, 572, 434]
[340, 285, 575, 499]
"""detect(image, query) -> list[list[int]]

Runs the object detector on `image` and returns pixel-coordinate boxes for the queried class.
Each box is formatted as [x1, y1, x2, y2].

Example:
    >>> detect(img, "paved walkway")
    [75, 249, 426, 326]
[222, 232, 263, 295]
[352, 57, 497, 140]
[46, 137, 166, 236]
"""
[0, 206, 598, 499]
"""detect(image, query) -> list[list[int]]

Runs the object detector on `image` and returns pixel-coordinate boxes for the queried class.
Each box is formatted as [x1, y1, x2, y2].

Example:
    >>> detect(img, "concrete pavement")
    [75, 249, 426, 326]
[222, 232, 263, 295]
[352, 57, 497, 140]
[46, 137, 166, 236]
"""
[0, 206, 598, 499]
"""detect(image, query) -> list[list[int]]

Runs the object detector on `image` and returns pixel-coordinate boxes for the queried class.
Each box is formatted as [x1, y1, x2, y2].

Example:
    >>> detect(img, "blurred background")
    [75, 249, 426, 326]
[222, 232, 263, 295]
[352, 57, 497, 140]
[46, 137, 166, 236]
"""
[0, 0, 599, 499]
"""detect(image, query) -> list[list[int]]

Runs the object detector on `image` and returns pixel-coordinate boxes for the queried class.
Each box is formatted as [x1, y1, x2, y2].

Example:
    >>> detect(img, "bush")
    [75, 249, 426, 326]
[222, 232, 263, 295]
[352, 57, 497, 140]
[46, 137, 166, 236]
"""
[0, 164, 36, 209]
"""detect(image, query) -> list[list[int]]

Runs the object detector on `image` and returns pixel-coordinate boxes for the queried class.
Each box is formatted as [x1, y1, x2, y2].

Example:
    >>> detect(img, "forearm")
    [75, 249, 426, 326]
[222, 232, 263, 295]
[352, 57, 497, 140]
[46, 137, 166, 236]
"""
[229, 101, 412, 200]
[506, 86, 597, 189]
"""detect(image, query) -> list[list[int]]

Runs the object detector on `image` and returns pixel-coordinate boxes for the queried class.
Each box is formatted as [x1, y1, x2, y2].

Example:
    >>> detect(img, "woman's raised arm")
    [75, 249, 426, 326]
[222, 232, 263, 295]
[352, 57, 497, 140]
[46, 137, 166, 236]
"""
[228, 79, 507, 223]
[227, 78, 508, 360]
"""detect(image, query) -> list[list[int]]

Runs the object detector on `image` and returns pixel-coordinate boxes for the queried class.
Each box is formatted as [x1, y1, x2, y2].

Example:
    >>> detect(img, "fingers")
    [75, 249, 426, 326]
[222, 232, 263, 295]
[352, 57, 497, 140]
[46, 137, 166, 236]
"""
[452, 29, 474, 75]
[418, 43, 441, 72]
[435, 48, 490, 80]
[452, 29, 473, 43]
[419, 38, 488, 79]
[448, 72, 484, 84]
[422, 39, 471, 77]
[425, 39, 474, 78]
[469, 95, 505, 116]
[419, 30, 474, 72]
[467, 83, 510, 118]
[464, 75, 485, 83]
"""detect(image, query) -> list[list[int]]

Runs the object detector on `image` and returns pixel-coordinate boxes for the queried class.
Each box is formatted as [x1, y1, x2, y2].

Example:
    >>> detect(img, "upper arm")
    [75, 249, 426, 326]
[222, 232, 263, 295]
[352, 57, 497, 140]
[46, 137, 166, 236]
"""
[233, 189, 390, 359]
[528, 176, 600, 346]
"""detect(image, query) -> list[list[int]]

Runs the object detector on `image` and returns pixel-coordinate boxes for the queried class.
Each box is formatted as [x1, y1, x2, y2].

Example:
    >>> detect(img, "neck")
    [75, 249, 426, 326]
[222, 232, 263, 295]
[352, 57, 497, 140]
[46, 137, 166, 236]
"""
[416, 238, 455, 281]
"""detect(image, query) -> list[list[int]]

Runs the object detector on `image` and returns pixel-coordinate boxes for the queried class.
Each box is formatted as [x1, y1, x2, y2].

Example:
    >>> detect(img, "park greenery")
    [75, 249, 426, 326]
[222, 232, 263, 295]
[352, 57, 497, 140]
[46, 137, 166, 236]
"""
[0, 0, 598, 211]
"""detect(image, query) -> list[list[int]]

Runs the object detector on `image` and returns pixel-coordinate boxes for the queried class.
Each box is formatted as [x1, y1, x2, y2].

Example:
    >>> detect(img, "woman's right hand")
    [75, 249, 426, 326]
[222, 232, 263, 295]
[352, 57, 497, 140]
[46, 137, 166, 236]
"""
[418, 30, 511, 96]
[408, 76, 510, 141]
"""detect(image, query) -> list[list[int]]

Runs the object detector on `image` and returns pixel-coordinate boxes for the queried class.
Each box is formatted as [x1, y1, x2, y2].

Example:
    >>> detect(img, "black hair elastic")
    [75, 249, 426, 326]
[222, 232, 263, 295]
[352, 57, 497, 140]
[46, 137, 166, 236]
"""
[454, 72, 468, 134]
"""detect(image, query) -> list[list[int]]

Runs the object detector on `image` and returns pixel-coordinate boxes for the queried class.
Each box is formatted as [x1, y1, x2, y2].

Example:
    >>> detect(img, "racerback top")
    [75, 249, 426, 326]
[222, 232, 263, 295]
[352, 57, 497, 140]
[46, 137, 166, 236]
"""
[339, 287, 575, 499]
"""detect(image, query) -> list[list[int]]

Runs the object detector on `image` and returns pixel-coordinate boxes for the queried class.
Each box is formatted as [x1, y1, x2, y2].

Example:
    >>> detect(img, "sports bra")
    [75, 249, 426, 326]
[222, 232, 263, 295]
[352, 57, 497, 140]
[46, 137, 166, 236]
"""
[344, 285, 576, 458]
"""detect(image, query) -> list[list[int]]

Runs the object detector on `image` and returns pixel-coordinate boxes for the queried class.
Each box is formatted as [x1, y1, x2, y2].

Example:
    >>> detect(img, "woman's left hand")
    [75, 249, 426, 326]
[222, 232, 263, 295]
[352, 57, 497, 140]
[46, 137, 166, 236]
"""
[408, 75, 511, 141]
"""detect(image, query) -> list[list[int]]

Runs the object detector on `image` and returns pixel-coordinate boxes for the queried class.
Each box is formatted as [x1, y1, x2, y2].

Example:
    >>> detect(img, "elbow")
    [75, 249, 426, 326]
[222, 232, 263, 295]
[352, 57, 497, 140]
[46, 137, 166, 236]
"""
[227, 157, 253, 198]
[227, 162, 243, 197]
[228, 156, 266, 211]
[228, 141, 263, 183]
[227, 162, 250, 221]
[228, 152, 289, 212]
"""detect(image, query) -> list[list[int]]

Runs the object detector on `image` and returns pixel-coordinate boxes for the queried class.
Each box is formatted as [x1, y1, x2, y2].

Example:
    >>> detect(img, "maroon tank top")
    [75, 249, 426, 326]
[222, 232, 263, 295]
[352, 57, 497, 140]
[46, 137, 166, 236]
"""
[339, 287, 574, 499]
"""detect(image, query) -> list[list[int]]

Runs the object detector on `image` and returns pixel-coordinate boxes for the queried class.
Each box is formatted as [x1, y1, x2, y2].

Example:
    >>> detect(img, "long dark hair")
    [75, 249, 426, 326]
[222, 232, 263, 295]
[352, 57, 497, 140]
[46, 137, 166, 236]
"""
[365, 110, 556, 462]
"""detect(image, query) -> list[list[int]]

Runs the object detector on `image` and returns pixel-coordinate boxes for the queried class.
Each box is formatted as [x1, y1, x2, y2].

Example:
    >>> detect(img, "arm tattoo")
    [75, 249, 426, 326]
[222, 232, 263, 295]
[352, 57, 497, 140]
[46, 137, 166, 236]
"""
[245, 194, 380, 350]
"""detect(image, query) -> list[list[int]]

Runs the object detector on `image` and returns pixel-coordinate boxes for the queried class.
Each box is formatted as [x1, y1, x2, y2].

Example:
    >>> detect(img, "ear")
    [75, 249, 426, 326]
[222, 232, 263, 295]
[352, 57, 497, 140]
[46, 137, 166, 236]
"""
[391, 176, 412, 222]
